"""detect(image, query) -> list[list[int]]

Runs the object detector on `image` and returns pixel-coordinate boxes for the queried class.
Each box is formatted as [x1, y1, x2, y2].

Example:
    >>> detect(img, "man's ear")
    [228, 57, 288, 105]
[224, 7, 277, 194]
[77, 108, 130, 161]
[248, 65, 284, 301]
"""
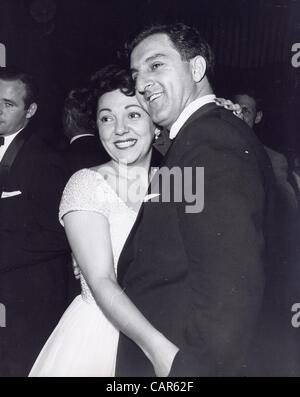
[191, 56, 206, 83]
[255, 110, 263, 125]
[25, 103, 37, 119]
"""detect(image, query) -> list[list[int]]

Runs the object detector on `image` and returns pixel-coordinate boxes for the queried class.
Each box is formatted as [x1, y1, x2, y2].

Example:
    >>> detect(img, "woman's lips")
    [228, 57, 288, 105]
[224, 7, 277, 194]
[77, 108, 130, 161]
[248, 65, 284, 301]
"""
[114, 138, 137, 149]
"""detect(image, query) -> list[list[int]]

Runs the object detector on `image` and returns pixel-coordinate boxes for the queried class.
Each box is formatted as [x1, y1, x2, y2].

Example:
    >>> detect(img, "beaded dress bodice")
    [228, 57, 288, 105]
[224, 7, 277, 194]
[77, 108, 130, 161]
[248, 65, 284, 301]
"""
[59, 169, 138, 304]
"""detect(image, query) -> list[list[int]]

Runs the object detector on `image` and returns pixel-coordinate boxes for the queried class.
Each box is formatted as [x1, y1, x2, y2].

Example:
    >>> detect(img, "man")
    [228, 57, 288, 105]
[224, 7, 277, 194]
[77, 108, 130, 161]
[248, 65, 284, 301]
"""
[234, 90, 300, 376]
[115, 23, 277, 376]
[0, 68, 74, 376]
[233, 90, 298, 212]
[62, 87, 110, 175]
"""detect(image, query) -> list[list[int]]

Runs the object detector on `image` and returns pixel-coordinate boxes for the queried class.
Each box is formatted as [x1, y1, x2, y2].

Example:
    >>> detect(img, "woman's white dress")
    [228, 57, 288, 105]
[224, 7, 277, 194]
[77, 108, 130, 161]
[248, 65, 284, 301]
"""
[29, 169, 138, 377]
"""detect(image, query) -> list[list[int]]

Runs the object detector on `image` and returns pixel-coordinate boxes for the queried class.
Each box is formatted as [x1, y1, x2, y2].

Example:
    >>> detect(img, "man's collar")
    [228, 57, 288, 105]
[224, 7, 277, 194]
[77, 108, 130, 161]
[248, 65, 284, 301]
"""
[70, 134, 95, 144]
[10, 125, 27, 137]
[169, 94, 216, 140]
[2, 125, 27, 147]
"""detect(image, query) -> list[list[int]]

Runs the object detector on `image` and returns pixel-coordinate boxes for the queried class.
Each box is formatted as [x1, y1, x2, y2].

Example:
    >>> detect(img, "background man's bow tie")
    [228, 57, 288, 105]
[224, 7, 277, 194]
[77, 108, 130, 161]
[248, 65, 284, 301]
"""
[0, 136, 4, 146]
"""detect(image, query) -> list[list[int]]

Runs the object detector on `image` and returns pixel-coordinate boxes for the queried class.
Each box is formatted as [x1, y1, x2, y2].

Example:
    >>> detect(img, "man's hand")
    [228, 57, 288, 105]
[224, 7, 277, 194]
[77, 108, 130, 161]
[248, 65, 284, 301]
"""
[72, 254, 81, 279]
[215, 97, 243, 120]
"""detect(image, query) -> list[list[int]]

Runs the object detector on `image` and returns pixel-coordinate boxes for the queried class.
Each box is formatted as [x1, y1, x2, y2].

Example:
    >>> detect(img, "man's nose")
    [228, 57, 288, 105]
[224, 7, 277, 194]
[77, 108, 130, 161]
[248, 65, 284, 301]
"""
[136, 73, 153, 95]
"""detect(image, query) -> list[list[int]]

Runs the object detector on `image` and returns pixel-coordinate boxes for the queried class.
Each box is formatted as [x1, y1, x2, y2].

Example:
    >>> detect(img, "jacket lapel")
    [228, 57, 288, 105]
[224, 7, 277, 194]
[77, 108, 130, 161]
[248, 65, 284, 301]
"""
[117, 102, 218, 282]
[0, 126, 34, 194]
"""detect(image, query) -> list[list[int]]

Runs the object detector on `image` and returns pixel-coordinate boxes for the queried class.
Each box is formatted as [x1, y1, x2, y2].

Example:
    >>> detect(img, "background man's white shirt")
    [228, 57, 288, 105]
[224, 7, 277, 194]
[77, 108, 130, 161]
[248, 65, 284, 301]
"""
[0, 126, 25, 162]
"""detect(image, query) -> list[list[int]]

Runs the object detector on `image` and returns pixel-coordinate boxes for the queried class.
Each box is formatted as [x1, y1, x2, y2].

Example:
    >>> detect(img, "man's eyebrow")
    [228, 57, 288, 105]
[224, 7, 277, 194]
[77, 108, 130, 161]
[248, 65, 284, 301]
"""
[144, 53, 166, 63]
[131, 53, 167, 73]
[3, 98, 17, 105]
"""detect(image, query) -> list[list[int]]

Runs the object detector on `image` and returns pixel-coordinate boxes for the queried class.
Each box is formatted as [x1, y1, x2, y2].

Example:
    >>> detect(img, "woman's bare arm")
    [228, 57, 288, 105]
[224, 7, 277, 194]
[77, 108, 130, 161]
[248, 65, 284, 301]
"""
[63, 210, 179, 376]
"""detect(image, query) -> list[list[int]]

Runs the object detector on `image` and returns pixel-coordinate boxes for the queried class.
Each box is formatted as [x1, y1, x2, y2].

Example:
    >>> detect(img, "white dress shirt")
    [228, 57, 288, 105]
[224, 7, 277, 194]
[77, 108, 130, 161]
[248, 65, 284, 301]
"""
[169, 94, 216, 140]
[0, 126, 26, 162]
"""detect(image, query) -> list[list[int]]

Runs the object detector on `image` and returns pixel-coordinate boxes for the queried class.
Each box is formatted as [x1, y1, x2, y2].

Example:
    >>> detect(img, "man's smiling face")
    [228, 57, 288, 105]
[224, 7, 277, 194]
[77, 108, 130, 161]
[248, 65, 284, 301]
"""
[130, 33, 197, 130]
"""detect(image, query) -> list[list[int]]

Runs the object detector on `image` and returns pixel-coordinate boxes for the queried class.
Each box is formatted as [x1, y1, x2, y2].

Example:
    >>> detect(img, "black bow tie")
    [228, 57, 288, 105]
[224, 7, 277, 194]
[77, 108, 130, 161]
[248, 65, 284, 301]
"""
[153, 129, 171, 155]
[0, 136, 4, 146]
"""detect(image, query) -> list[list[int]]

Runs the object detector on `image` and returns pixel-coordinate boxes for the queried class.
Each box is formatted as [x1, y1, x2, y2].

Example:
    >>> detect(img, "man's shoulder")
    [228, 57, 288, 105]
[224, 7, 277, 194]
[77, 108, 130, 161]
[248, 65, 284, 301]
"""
[16, 132, 68, 177]
[26, 133, 64, 159]
[172, 106, 271, 176]
[67, 135, 110, 170]
[181, 105, 255, 149]
[264, 146, 287, 165]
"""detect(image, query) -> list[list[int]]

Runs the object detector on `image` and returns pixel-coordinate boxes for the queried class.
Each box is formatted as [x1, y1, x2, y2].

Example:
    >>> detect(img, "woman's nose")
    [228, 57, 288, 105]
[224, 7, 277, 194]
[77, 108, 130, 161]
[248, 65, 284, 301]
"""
[115, 118, 128, 135]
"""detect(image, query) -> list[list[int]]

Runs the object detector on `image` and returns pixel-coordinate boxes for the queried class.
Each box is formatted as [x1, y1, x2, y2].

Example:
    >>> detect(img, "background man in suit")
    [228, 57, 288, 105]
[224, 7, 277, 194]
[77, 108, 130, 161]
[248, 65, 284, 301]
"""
[62, 87, 110, 175]
[233, 90, 300, 376]
[0, 68, 75, 376]
[233, 90, 298, 212]
[115, 23, 278, 376]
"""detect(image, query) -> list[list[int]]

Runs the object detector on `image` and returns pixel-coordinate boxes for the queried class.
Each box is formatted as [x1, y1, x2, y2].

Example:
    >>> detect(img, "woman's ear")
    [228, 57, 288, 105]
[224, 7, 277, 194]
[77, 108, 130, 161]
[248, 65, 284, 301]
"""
[191, 56, 207, 83]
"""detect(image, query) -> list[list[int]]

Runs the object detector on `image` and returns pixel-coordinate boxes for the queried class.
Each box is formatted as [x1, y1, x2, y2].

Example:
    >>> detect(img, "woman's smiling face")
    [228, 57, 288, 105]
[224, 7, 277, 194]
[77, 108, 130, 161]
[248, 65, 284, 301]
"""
[97, 89, 155, 165]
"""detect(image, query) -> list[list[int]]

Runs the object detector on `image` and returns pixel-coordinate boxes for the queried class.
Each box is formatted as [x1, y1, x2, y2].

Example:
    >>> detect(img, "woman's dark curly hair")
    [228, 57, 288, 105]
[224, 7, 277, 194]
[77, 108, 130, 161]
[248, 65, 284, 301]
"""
[89, 65, 135, 120]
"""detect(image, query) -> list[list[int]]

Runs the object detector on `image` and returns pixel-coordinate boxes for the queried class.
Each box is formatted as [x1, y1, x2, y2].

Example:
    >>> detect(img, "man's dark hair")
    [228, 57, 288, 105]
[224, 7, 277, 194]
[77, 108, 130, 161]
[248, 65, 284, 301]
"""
[62, 87, 97, 139]
[0, 67, 38, 109]
[233, 88, 264, 112]
[89, 64, 135, 119]
[126, 22, 215, 82]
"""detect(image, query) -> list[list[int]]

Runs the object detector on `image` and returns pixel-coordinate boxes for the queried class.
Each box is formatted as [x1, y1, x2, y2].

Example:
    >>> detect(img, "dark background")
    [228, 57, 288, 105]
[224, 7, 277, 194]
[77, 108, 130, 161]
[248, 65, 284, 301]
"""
[0, 0, 299, 156]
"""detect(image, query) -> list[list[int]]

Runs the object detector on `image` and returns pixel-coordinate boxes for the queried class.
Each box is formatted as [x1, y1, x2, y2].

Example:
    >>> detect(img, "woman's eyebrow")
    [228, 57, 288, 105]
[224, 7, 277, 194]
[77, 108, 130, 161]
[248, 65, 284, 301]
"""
[124, 105, 142, 110]
[98, 107, 111, 114]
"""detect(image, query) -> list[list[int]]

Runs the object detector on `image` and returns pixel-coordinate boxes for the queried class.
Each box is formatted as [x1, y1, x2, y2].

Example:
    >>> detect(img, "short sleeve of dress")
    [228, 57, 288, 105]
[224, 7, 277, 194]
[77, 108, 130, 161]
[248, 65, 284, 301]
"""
[59, 169, 112, 226]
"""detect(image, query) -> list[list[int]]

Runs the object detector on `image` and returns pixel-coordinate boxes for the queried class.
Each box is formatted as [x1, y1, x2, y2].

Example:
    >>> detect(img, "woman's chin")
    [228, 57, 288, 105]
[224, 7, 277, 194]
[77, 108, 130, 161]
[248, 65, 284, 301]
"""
[117, 156, 139, 166]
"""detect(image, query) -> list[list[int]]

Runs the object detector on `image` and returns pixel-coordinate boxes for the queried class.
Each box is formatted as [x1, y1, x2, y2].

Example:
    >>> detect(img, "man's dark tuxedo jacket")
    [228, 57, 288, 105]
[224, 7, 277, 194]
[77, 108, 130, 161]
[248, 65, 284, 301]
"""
[65, 134, 110, 175]
[0, 124, 75, 376]
[116, 103, 279, 376]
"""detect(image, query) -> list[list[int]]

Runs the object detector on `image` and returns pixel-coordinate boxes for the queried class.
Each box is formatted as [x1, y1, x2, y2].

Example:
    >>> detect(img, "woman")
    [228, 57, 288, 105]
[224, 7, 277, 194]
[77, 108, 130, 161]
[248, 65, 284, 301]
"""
[29, 65, 178, 377]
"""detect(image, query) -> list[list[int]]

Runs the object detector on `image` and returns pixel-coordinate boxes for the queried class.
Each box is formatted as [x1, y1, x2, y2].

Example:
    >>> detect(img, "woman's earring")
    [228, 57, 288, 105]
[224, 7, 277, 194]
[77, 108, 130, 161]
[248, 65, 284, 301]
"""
[154, 128, 161, 141]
